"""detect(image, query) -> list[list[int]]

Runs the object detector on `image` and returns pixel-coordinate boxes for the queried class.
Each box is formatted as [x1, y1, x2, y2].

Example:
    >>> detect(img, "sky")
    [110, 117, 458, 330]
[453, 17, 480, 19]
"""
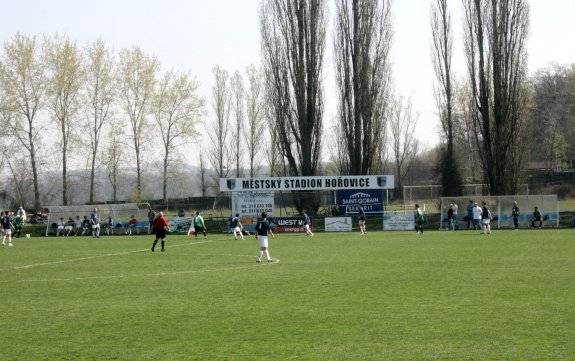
[1, 0, 574, 151]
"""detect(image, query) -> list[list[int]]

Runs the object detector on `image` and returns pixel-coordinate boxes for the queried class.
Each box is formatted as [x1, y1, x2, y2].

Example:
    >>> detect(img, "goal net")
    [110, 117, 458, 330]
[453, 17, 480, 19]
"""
[438, 195, 559, 229]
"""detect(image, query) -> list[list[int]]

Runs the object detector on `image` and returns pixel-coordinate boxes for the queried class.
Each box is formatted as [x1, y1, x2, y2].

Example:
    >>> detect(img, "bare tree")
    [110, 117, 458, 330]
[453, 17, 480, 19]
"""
[530, 64, 575, 170]
[431, 0, 463, 196]
[244, 65, 264, 177]
[43, 35, 84, 205]
[151, 70, 204, 204]
[264, 108, 284, 177]
[0, 33, 45, 210]
[333, 0, 393, 175]
[117, 46, 159, 201]
[198, 149, 209, 198]
[103, 123, 124, 202]
[84, 38, 115, 204]
[463, 0, 530, 195]
[389, 96, 419, 194]
[207, 65, 232, 179]
[260, 0, 326, 177]
[230, 71, 245, 178]
[452, 78, 482, 183]
[329, 123, 349, 174]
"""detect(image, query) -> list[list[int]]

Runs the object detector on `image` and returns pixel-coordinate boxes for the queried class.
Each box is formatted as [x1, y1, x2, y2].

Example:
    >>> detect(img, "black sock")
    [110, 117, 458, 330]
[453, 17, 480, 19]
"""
[152, 239, 158, 250]
[161, 240, 165, 251]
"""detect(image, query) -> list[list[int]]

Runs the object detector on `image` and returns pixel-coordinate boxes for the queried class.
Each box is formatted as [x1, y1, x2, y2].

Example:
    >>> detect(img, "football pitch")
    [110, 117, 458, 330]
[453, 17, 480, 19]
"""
[1, 229, 574, 360]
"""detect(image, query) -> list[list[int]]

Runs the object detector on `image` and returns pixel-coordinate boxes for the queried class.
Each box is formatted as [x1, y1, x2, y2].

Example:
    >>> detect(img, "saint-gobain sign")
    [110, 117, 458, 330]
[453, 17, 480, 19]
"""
[338, 189, 384, 215]
[220, 175, 394, 191]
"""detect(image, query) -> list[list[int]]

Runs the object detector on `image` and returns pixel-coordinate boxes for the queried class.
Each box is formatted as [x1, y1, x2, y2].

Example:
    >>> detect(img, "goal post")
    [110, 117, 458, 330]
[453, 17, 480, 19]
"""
[439, 195, 559, 229]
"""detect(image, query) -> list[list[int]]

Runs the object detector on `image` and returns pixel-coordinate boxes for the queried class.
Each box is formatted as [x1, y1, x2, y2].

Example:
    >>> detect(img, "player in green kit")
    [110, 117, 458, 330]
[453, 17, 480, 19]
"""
[14, 213, 24, 238]
[188, 211, 207, 240]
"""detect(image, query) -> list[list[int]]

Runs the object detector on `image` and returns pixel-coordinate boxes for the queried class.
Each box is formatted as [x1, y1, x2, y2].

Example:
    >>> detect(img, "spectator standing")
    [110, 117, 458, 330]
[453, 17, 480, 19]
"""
[473, 203, 482, 230]
[2, 211, 14, 246]
[105, 216, 114, 235]
[151, 212, 170, 252]
[466, 200, 475, 229]
[16, 207, 26, 222]
[357, 203, 367, 235]
[451, 201, 459, 230]
[230, 213, 244, 240]
[481, 201, 492, 234]
[256, 211, 275, 263]
[531, 206, 543, 228]
[447, 204, 455, 231]
[331, 204, 339, 216]
[303, 210, 314, 236]
[147, 205, 156, 234]
[512, 201, 520, 230]
[91, 208, 100, 238]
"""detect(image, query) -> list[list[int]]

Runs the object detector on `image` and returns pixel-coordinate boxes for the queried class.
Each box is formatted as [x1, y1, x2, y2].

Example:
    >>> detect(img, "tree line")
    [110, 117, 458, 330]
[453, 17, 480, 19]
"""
[0, 35, 203, 210]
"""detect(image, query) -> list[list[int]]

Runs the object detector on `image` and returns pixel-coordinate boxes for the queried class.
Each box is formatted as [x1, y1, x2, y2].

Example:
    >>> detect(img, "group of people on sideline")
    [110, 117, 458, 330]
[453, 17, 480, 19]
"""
[458, 200, 545, 232]
[461, 200, 493, 234]
[53, 210, 139, 237]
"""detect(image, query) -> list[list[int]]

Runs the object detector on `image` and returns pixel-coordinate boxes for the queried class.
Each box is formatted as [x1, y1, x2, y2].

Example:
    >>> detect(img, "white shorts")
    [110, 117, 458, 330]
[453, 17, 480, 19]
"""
[234, 226, 241, 233]
[3, 229, 11, 235]
[258, 235, 269, 248]
[482, 219, 490, 224]
[304, 224, 310, 230]
[92, 224, 100, 229]
[359, 220, 365, 225]
[57, 226, 65, 230]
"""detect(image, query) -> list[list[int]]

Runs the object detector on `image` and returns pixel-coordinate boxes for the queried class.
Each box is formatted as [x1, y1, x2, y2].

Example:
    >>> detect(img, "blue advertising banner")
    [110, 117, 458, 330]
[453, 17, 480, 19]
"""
[337, 189, 384, 216]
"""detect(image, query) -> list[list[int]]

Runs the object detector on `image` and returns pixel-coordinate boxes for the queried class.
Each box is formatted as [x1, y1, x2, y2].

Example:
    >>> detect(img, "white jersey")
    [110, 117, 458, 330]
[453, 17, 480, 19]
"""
[451, 204, 458, 216]
[473, 206, 482, 220]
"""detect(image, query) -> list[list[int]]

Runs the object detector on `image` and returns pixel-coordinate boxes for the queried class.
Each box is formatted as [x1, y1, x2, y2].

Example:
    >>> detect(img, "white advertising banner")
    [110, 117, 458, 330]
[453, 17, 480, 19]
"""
[220, 175, 394, 191]
[231, 191, 275, 217]
[383, 214, 415, 231]
[325, 217, 353, 232]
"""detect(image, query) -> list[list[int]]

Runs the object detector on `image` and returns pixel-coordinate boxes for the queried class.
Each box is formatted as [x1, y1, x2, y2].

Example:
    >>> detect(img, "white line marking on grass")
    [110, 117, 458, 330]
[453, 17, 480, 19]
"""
[1, 258, 281, 283]
[0, 236, 280, 283]
[0, 239, 213, 272]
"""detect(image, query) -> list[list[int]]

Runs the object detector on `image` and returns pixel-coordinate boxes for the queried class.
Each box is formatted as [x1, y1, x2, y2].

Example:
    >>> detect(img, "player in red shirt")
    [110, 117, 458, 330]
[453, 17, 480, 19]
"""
[151, 212, 170, 252]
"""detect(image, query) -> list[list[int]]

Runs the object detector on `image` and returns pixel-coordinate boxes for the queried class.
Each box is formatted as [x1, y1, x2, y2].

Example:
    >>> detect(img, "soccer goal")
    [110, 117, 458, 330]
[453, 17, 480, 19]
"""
[439, 195, 559, 230]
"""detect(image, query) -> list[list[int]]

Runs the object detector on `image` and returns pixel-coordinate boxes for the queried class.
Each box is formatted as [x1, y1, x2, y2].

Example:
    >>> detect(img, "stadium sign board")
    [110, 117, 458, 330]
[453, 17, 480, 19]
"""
[220, 175, 394, 192]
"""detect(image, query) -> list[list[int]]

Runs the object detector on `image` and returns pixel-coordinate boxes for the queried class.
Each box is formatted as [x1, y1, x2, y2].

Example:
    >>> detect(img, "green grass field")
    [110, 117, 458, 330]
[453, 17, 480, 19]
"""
[1, 229, 574, 360]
